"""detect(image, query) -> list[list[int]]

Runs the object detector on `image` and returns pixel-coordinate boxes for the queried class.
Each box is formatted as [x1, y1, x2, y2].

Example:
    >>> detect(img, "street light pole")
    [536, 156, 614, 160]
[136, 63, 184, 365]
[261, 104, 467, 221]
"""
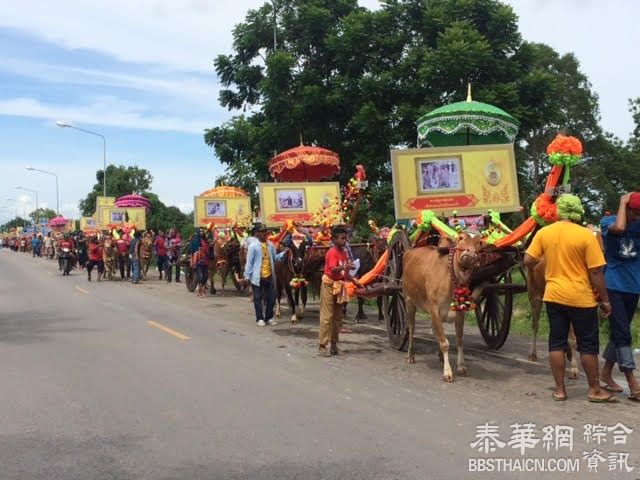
[56, 121, 107, 197]
[3, 198, 16, 223]
[26, 167, 59, 214]
[15, 186, 39, 227]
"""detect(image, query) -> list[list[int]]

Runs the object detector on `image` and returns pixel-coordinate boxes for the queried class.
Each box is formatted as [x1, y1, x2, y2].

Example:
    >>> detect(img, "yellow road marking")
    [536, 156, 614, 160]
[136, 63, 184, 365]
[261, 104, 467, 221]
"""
[75, 286, 89, 294]
[147, 321, 190, 341]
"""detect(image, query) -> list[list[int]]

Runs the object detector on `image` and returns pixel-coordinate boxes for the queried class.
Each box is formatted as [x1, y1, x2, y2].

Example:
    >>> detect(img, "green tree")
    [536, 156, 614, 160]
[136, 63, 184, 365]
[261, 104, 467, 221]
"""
[79, 165, 152, 216]
[583, 98, 640, 216]
[145, 192, 193, 237]
[78, 166, 192, 236]
[29, 208, 57, 224]
[205, 0, 615, 224]
[1, 217, 29, 231]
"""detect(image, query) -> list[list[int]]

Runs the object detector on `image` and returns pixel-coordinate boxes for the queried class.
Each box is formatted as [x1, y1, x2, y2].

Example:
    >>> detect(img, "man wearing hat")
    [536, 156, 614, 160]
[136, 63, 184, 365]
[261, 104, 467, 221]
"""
[524, 194, 614, 403]
[242, 223, 288, 326]
[599, 192, 640, 400]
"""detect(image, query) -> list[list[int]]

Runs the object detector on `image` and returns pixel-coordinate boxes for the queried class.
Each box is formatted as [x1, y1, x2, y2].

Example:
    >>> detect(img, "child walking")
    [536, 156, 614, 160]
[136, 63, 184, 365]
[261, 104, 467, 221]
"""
[318, 226, 354, 357]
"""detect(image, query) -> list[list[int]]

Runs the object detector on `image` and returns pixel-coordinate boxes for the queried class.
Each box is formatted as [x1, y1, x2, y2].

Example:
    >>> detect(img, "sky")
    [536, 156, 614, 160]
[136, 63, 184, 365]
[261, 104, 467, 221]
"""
[0, 0, 638, 224]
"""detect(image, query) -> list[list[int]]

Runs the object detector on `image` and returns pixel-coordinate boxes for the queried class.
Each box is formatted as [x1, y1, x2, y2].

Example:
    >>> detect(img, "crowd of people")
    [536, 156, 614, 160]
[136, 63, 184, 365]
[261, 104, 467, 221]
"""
[2, 221, 358, 359]
[2, 228, 183, 284]
[3, 193, 639, 390]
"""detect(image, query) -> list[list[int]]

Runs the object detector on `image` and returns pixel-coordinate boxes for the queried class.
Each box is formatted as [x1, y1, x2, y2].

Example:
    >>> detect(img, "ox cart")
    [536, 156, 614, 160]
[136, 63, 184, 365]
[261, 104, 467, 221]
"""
[368, 89, 536, 353]
[179, 237, 245, 294]
[378, 230, 529, 352]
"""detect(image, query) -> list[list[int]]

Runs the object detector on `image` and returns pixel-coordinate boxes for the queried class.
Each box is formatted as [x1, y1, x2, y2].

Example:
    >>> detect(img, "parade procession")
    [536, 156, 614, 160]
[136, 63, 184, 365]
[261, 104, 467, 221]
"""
[1, 1, 639, 479]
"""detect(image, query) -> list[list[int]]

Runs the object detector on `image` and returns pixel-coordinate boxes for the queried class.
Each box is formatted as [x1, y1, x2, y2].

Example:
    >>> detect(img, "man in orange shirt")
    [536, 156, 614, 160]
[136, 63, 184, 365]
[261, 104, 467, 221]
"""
[524, 194, 615, 403]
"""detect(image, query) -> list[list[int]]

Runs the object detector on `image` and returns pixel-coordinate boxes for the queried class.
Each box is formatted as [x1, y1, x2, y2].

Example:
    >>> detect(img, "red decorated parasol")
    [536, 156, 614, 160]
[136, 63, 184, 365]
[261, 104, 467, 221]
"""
[48, 216, 67, 227]
[114, 194, 152, 211]
[268, 143, 340, 182]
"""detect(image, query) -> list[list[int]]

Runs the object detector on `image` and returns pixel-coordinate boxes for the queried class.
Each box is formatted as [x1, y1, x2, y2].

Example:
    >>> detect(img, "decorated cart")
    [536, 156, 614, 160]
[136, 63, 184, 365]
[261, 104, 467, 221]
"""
[251, 140, 377, 322]
[361, 88, 582, 351]
[182, 185, 253, 293]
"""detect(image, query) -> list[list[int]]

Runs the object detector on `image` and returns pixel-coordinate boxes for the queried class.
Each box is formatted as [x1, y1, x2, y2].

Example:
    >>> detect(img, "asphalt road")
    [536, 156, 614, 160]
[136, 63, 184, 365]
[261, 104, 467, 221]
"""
[1, 250, 638, 480]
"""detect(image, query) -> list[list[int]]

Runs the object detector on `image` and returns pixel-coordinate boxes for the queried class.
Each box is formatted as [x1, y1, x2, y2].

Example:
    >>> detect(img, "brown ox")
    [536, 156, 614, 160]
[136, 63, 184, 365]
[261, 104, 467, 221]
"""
[527, 228, 603, 377]
[275, 242, 308, 324]
[403, 233, 484, 382]
[140, 233, 154, 280]
[102, 237, 117, 280]
[208, 235, 231, 294]
[527, 259, 577, 378]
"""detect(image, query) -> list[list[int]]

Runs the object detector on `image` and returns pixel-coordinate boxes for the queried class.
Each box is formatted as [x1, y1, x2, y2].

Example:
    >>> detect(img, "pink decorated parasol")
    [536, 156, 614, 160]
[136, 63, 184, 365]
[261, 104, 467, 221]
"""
[114, 194, 152, 211]
[48, 216, 68, 227]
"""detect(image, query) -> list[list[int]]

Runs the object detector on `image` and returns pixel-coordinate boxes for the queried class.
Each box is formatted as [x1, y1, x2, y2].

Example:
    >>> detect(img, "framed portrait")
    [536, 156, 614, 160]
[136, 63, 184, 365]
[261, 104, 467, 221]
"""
[110, 210, 125, 223]
[416, 156, 463, 193]
[275, 189, 307, 212]
[205, 200, 227, 218]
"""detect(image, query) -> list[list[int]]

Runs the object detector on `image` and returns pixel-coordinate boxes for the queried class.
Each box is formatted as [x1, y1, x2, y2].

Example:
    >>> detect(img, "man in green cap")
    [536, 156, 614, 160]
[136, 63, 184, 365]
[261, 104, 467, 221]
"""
[524, 194, 615, 403]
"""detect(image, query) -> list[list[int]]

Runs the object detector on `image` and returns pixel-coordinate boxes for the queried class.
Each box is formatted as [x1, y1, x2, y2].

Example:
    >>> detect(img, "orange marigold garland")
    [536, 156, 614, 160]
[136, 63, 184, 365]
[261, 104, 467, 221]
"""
[530, 193, 559, 226]
[529, 134, 584, 225]
[546, 134, 583, 167]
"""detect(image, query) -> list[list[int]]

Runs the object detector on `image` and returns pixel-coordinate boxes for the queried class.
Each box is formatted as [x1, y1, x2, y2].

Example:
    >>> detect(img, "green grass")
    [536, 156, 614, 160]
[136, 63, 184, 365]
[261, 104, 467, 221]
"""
[447, 268, 640, 349]
[497, 269, 640, 348]
[511, 294, 640, 348]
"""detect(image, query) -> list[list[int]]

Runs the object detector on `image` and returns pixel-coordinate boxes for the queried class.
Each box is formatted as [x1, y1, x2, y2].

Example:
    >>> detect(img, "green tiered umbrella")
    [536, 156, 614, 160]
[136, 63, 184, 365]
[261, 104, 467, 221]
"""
[417, 85, 520, 147]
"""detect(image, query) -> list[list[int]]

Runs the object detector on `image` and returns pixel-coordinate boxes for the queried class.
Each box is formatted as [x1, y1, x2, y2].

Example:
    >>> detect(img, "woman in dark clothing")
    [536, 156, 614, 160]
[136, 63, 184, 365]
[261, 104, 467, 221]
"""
[190, 228, 210, 298]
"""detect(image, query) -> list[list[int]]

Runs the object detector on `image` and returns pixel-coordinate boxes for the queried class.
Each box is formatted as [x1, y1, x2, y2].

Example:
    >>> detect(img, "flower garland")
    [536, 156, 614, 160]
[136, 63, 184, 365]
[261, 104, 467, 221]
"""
[451, 287, 476, 312]
[546, 134, 583, 184]
[530, 193, 559, 226]
[448, 246, 476, 312]
[310, 165, 369, 235]
[409, 210, 458, 244]
[290, 277, 309, 289]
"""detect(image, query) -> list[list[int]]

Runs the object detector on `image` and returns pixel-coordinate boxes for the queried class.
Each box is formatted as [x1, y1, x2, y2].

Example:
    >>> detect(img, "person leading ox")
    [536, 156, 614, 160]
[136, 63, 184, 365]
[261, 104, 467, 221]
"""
[524, 194, 614, 403]
[242, 223, 287, 326]
[318, 226, 356, 357]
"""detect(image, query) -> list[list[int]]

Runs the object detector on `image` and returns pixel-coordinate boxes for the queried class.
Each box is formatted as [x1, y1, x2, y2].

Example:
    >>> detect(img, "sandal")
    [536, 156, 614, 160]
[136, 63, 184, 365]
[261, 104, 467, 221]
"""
[628, 390, 640, 402]
[601, 383, 624, 393]
[552, 393, 567, 402]
[588, 394, 619, 404]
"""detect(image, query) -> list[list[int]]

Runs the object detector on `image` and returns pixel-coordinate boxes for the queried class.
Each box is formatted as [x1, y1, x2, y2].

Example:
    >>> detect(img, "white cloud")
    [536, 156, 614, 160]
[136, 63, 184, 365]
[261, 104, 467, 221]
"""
[1, 0, 636, 138]
[510, 0, 639, 138]
[0, 96, 213, 134]
[0, 57, 221, 108]
[0, 0, 381, 72]
[0, 0, 264, 72]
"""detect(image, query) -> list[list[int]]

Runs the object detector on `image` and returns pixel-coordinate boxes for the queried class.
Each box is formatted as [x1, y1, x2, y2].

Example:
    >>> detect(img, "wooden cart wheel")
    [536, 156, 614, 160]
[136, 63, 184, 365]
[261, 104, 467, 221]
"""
[382, 230, 411, 351]
[475, 270, 513, 350]
[185, 267, 198, 292]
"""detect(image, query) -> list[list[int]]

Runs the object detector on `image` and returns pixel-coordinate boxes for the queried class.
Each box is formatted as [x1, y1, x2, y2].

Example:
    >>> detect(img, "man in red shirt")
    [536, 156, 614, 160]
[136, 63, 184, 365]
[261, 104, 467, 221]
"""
[155, 231, 168, 280]
[58, 234, 75, 273]
[318, 226, 354, 356]
[116, 233, 130, 280]
[86, 236, 104, 282]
